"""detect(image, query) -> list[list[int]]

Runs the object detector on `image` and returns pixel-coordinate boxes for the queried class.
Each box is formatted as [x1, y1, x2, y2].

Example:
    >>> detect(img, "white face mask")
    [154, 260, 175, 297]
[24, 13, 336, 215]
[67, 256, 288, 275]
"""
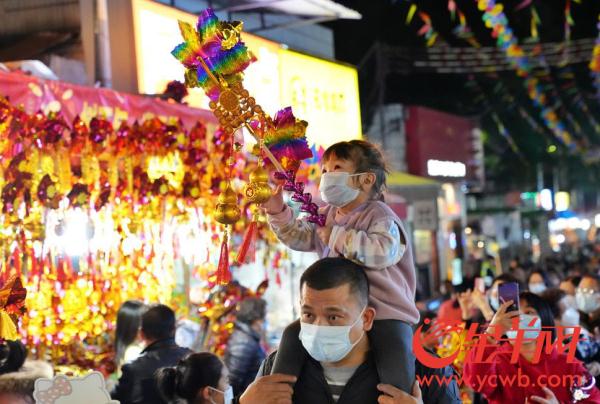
[489, 287, 500, 311]
[576, 290, 600, 314]
[506, 314, 542, 341]
[208, 385, 233, 404]
[489, 295, 500, 311]
[319, 172, 364, 207]
[299, 308, 365, 363]
[528, 283, 547, 295]
[561, 307, 581, 328]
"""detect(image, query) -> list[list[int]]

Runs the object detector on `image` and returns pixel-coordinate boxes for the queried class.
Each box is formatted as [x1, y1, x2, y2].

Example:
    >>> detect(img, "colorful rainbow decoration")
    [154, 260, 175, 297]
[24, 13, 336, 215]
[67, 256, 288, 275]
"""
[172, 9, 325, 233]
[263, 107, 312, 173]
[172, 9, 256, 101]
[478, 0, 578, 151]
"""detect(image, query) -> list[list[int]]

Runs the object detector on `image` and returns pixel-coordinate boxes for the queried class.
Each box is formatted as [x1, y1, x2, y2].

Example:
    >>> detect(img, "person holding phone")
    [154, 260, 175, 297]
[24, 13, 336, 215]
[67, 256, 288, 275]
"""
[463, 291, 600, 403]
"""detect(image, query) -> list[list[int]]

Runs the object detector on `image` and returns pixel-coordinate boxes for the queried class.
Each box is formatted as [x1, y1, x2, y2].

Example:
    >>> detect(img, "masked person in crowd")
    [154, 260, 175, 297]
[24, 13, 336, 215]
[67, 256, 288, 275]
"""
[112, 304, 192, 404]
[464, 292, 600, 403]
[576, 274, 600, 334]
[561, 276, 582, 297]
[156, 353, 232, 404]
[238, 257, 461, 404]
[528, 270, 550, 295]
[263, 140, 419, 393]
[225, 297, 267, 396]
[543, 288, 600, 377]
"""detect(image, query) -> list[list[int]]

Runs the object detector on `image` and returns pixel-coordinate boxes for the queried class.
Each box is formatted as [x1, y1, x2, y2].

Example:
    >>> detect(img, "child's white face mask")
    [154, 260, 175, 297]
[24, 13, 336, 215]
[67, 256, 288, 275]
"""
[319, 172, 365, 207]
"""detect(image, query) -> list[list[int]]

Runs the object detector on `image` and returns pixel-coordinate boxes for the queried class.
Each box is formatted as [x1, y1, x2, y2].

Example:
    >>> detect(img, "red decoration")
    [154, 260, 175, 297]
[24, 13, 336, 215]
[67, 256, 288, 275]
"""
[216, 236, 231, 285]
[236, 221, 257, 265]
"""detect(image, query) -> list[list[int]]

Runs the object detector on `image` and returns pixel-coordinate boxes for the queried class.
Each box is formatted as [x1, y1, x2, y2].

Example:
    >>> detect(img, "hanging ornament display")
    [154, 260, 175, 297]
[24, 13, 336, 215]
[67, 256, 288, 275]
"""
[0, 275, 26, 341]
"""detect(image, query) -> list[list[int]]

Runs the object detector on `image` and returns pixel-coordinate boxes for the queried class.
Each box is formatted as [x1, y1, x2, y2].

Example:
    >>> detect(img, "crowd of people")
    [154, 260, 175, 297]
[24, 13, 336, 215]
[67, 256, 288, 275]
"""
[0, 138, 599, 403]
[426, 246, 600, 403]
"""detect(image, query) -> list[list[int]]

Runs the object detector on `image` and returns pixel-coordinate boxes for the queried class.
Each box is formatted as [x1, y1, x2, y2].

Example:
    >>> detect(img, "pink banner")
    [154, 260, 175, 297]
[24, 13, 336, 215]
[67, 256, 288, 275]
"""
[0, 71, 216, 129]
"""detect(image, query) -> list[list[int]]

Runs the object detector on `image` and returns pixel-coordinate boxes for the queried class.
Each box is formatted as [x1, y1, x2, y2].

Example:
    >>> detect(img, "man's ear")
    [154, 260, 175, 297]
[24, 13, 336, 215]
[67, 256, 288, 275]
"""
[363, 307, 376, 331]
[201, 386, 211, 401]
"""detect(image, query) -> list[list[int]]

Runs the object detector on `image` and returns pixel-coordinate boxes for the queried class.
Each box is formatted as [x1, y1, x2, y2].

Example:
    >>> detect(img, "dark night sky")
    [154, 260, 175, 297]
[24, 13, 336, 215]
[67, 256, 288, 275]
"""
[324, 0, 600, 189]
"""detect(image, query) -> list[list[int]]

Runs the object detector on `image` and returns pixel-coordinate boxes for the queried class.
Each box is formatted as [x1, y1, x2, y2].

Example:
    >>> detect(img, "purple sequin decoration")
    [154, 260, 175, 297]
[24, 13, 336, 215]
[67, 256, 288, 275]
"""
[274, 170, 325, 227]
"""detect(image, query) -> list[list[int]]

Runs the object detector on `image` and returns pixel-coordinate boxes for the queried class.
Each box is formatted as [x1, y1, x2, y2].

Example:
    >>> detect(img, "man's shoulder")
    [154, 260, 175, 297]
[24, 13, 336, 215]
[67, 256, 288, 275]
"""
[126, 345, 191, 371]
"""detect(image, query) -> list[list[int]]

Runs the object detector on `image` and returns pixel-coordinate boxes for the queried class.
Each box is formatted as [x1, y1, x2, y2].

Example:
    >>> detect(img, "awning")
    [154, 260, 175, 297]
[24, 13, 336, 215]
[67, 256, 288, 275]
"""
[264, 0, 361, 19]
[206, 0, 361, 20]
[387, 172, 441, 203]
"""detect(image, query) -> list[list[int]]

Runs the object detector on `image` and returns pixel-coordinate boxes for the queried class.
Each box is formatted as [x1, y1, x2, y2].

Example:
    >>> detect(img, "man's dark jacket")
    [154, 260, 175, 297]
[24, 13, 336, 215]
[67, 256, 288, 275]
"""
[111, 338, 191, 404]
[225, 321, 267, 396]
[239, 350, 462, 404]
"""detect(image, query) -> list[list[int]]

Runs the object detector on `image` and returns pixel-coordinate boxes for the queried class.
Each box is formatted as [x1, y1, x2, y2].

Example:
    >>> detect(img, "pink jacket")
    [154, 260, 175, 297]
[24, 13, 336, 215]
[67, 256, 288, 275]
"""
[267, 200, 419, 324]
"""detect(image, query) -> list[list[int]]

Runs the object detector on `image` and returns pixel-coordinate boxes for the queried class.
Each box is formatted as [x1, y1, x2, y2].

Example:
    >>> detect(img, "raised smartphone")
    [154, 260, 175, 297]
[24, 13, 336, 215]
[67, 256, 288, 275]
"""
[498, 282, 520, 312]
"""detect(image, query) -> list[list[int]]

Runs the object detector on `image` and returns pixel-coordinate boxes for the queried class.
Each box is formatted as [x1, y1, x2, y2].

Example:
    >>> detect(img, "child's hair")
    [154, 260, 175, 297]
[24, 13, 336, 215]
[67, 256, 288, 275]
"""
[323, 140, 390, 199]
[156, 352, 223, 403]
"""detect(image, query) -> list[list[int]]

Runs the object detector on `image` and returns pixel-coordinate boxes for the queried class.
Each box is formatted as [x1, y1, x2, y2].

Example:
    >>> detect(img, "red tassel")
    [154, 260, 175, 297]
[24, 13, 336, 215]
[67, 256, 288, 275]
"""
[236, 221, 257, 265]
[216, 234, 231, 285]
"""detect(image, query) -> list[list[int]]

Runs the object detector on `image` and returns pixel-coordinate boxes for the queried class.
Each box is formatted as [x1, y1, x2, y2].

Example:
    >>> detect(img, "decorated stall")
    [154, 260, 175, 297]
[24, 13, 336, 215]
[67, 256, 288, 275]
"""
[0, 38, 323, 372]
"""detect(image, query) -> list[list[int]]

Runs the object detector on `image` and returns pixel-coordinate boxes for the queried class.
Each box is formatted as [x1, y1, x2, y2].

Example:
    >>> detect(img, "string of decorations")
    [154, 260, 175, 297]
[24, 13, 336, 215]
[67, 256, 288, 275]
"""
[590, 14, 600, 98]
[476, 0, 579, 151]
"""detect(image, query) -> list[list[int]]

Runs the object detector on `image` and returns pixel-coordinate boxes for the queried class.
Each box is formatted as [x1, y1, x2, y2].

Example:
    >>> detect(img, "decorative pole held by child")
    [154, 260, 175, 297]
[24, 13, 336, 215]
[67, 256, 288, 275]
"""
[171, 9, 324, 284]
[263, 140, 420, 394]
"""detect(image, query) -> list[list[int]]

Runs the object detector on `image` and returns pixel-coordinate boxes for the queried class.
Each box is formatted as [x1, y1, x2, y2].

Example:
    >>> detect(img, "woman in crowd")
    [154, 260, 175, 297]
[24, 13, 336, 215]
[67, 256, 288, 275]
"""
[560, 275, 582, 297]
[527, 270, 550, 295]
[438, 281, 465, 323]
[543, 288, 600, 377]
[114, 300, 147, 369]
[156, 352, 231, 404]
[464, 292, 600, 403]
[0, 340, 53, 404]
[224, 297, 267, 396]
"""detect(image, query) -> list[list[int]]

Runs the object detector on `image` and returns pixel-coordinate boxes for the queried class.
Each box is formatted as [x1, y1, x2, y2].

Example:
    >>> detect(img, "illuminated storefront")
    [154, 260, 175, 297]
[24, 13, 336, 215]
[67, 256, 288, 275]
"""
[130, 0, 362, 148]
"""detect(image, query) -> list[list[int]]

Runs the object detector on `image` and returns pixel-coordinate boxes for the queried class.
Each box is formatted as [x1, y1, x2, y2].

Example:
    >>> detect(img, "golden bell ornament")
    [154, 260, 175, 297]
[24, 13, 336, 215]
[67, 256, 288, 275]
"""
[215, 186, 241, 224]
[217, 186, 238, 205]
[244, 166, 272, 204]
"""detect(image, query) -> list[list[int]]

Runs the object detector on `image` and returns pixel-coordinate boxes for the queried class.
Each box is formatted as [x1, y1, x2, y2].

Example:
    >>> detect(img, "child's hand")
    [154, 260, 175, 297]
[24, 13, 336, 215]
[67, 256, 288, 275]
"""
[317, 224, 333, 246]
[262, 185, 285, 215]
